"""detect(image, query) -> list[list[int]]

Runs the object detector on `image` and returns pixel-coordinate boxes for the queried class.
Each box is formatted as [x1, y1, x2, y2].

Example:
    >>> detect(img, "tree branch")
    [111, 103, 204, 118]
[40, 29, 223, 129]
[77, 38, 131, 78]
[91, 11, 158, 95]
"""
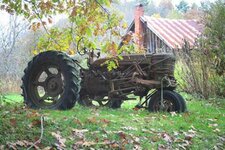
[27, 115, 44, 150]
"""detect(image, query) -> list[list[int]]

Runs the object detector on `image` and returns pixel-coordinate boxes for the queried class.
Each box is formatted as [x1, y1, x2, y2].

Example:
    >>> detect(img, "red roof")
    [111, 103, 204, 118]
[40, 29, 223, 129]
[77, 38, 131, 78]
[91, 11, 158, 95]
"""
[141, 16, 203, 49]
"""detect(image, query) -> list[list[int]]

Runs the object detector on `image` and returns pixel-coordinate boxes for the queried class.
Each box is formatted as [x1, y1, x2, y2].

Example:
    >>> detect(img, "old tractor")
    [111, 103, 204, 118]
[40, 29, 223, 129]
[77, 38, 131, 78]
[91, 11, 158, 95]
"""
[21, 41, 186, 112]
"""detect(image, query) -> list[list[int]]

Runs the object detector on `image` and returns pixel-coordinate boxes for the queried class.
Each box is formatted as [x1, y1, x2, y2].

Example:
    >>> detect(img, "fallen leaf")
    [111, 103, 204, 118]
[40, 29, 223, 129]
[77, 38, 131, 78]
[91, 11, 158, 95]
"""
[161, 133, 173, 143]
[103, 139, 111, 145]
[133, 144, 142, 150]
[173, 131, 179, 136]
[75, 140, 84, 145]
[6, 140, 38, 149]
[151, 135, 160, 142]
[162, 115, 167, 119]
[82, 141, 96, 147]
[170, 112, 177, 117]
[9, 118, 17, 127]
[6, 143, 17, 150]
[100, 119, 110, 124]
[184, 134, 195, 141]
[213, 128, 220, 132]
[174, 138, 184, 143]
[218, 136, 225, 142]
[110, 142, 120, 148]
[86, 117, 97, 124]
[121, 126, 137, 131]
[29, 119, 41, 128]
[183, 129, 196, 141]
[188, 129, 196, 134]
[208, 118, 217, 122]
[73, 118, 82, 126]
[15, 140, 26, 147]
[26, 111, 40, 118]
[42, 146, 53, 150]
[158, 144, 169, 150]
[72, 129, 88, 139]
[133, 107, 140, 111]
[118, 131, 126, 140]
[0, 145, 4, 150]
[51, 131, 66, 148]
[209, 123, 218, 127]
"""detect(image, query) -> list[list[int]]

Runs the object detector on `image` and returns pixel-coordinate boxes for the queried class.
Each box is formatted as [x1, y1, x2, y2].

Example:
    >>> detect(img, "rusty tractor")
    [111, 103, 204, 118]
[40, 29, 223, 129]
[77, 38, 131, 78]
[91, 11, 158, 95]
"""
[21, 41, 186, 112]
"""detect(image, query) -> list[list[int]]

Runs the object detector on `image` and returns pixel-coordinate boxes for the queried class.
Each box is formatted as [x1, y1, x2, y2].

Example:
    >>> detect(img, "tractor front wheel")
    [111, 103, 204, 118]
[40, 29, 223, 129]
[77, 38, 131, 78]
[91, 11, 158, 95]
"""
[148, 90, 186, 113]
[21, 51, 81, 110]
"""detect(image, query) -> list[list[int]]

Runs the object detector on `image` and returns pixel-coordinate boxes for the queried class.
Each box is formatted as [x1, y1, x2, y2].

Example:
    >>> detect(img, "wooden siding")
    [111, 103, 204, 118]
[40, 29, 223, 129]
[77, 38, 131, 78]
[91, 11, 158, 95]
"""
[143, 27, 172, 53]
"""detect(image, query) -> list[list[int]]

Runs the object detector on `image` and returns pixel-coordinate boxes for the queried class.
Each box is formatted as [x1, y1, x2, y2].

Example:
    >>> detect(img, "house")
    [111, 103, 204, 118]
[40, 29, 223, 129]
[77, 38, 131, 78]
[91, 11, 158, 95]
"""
[127, 4, 203, 53]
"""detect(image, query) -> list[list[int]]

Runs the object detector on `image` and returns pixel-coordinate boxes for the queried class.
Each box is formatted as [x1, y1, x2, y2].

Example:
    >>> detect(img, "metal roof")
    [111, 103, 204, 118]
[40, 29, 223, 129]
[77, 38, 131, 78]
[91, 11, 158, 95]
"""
[141, 16, 203, 49]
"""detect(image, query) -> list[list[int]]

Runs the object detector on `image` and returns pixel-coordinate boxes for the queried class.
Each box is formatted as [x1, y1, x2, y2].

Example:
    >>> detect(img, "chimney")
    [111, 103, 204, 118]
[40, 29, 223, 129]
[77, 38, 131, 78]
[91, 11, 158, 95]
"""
[134, 3, 144, 49]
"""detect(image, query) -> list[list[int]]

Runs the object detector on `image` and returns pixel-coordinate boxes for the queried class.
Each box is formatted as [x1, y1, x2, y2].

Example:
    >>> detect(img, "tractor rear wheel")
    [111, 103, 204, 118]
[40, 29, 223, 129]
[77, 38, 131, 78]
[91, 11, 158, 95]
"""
[148, 90, 186, 113]
[21, 51, 81, 110]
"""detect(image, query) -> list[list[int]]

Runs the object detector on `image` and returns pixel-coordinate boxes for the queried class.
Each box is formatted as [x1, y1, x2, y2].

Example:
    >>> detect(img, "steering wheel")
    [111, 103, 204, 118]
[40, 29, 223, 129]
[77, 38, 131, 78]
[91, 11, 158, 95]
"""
[77, 37, 88, 55]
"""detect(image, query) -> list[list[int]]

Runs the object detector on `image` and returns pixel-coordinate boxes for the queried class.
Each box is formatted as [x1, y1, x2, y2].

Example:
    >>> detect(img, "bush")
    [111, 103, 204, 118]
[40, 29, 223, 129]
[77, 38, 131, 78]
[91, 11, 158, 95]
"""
[175, 41, 225, 98]
[174, 0, 225, 99]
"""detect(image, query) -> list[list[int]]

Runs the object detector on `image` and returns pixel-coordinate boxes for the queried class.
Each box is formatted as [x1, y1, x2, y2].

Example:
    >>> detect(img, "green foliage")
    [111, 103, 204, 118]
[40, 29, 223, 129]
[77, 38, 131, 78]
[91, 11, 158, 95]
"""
[0, 0, 139, 71]
[0, 0, 130, 56]
[35, 28, 73, 52]
[175, 0, 225, 98]
[203, 0, 225, 75]
[209, 74, 225, 97]
[175, 40, 225, 98]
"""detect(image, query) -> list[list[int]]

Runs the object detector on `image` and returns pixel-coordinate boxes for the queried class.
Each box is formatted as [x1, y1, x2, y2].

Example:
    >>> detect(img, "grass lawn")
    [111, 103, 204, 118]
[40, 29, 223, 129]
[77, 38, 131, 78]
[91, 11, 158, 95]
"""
[0, 93, 224, 149]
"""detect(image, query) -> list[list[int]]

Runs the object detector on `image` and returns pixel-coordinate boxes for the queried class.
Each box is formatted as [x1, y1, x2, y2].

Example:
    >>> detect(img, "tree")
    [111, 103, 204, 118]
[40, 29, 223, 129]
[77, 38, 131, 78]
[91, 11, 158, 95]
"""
[144, 0, 158, 16]
[175, 0, 225, 98]
[158, 0, 174, 17]
[0, 0, 129, 56]
[184, 3, 202, 20]
[200, 0, 211, 11]
[202, 0, 225, 75]
[0, 13, 28, 74]
[137, 0, 149, 6]
[176, 0, 190, 13]
[166, 9, 183, 19]
[0, 12, 30, 93]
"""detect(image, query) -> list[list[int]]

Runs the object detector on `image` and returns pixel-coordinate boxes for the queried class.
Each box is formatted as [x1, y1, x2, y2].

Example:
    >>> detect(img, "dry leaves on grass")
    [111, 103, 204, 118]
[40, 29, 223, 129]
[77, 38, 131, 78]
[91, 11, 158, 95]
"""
[51, 131, 66, 149]
[72, 128, 89, 139]
[121, 126, 138, 131]
[6, 140, 38, 150]
[26, 110, 41, 118]
[73, 118, 82, 126]
[73, 139, 121, 149]
[85, 117, 111, 128]
[161, 133, 174, 143]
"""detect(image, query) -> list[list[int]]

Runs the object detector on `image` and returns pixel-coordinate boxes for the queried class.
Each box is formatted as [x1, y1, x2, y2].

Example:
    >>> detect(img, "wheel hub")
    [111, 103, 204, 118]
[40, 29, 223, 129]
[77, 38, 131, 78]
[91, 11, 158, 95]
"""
[157, 99, 174, 112]
[46, 76, 63, 97]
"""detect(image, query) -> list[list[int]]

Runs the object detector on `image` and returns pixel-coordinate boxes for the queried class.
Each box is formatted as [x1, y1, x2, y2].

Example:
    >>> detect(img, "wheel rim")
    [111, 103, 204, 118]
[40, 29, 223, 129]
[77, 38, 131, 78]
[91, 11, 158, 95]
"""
[153, 99, 175, 112]
[29, 65, 65, 108]
[80, 96, 111, 107]
[96, 99, 111, 106]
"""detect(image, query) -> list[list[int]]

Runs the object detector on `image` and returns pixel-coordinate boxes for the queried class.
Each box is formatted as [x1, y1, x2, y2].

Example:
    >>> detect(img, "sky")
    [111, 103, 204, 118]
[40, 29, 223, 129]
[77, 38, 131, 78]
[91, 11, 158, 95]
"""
[0, 0, 216, 26]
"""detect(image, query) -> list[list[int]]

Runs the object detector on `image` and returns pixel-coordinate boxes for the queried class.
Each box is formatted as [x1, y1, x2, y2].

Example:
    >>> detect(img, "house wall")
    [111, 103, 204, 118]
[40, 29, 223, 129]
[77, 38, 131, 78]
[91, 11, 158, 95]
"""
[143, 27, 173, 54]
